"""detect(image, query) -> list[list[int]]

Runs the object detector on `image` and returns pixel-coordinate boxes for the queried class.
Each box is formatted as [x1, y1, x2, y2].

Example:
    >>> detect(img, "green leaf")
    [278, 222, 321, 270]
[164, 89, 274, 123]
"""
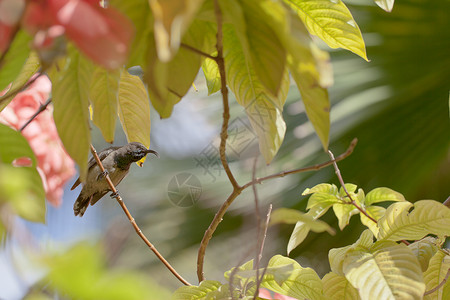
[89, 67, 121, 143]
[239, 0, 287, 96]
[360, 205, 385, 236]
[262, 255, 325, 300]
[145, 20, 215, 118]
[201, 56, 221, 95]
[343, 241, 425, 300]
[0, 124, 45, 223]
[49, 49, 92, 181]
[223, 24, 289, 164]
[110, 0, 152, 68]
[322, 272, 360, 300]
[0, 30, 32, 91]
[377, 200, 450, 241]
[333, 202, 359, 230]
[339, 183, 358, 197]
[303, 183, 338, 195]
[46, 243, 165, 300]
[118, 71, 151, 150]
[408, 237, 438, 272]
[374, 0, 395, 12]
[329, 230, 374, 276]
[0, 52, 41, 111]
[287, 221, 310, 255]
[149, 0, 205, 62]
[172, 280, 222, 300]
[364, 187, 405, 205]
[270, 208, 335, 234]
[423, 250, 450, 300]
[285, 0, 367, 61]
[306, 192, 340, 210]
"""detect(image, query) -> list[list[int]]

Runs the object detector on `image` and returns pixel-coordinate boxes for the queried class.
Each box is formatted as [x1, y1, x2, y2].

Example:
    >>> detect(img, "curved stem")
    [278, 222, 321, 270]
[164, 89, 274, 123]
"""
[424, 267, 450, 296]
[89, 145, 191, 286]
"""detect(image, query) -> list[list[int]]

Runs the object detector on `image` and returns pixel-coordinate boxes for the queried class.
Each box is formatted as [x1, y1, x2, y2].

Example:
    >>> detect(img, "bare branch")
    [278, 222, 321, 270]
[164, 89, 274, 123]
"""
[180, 43, 217, 61]
[20, 97, 52, 132]
[253, 205, 272, 300]
[89, 145, 191, 286]
[327, 148, 377, 224]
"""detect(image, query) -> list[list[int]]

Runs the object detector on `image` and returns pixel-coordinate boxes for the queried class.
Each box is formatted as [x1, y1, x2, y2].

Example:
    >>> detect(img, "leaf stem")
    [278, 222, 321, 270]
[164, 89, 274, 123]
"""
[89, 145, 191, 286]
[424, 267, 450, 296]
[327, 149, 378, 224]
[180, 43, 217, 61]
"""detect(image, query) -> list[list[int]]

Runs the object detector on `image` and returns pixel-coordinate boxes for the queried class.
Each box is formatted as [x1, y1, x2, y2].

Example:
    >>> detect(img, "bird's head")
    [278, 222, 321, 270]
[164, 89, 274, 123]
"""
[127, 142, 159, 163]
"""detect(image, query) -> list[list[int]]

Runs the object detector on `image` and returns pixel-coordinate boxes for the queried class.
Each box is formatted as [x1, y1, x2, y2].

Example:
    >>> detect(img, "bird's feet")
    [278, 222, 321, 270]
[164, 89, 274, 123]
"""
[96, 170, 109, 181]
[110, 191, 120, 199]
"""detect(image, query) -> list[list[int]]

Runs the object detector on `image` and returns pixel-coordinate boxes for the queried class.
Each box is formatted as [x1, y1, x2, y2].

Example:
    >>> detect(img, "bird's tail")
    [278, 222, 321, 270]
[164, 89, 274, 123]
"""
[74, 194, 92, 217]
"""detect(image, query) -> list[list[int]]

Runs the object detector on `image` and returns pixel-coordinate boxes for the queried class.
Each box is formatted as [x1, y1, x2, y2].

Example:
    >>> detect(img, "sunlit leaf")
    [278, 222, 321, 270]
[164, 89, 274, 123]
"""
[333, 202, 359, 230]
[322, 272, 360, 300]
[0, 52, 40, 111]
[270, 208, 335, 234]
[423, 250, 450, 300]
[202, 56, 221, 95]
[360, 205, 385, 236]
[287, 221, 310, 255]
[223, 25, 289, 164]
[89, 67, 121, 143]
[303, 183, 338, 195]
[149, 0, 205, 61]
[49, 49, 92, 181]
[329, 230, 373, 276]
[285, 0, 368, 61]
[172, 280, 222, 300]
[118, 71, 151, 151]
[0, 30, 32, 91]
[262, 255, 325, 300]
[364, 187, 405, 205]
[408, 237, 438, 272]
[374, 0, 395, 12]
[343, 241, 425, 300]
[377, 200, 450, 241]
[306, 192, 340, 210]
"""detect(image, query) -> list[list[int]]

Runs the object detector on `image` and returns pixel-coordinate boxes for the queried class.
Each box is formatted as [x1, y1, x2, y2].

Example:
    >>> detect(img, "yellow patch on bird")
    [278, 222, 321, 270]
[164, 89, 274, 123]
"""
[136, 157, 146, 167]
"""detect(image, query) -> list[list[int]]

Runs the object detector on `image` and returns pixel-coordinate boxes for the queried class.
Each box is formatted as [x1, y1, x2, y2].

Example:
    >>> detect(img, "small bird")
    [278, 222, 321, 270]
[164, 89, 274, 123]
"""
[71, 142, 158, 217]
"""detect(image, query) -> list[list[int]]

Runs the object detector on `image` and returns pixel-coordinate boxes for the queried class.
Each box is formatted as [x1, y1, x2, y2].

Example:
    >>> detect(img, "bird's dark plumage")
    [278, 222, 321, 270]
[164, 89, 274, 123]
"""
[72, 142, 158, 217]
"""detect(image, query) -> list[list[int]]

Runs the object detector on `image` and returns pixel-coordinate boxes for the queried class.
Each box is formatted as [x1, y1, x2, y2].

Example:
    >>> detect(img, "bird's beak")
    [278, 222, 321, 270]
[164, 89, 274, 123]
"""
[146, 149, 159, 158]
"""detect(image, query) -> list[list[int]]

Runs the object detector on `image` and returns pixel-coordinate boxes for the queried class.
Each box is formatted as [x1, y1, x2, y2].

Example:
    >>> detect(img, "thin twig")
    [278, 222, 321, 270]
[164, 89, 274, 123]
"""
[197, 139, 358, 281]
[327, 149, 377, 224]
[89, 145, 191, 286]
[19, 98, 52, 132]
[252, 157, 262, 299]
[424, 267, 450, 296]
[253, 205, 272, 300]
[180, 43, 217, 61]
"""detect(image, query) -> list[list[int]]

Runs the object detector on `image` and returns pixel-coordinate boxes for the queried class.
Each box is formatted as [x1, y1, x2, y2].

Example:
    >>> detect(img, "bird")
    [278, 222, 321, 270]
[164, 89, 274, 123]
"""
[71, 142, 158, 217]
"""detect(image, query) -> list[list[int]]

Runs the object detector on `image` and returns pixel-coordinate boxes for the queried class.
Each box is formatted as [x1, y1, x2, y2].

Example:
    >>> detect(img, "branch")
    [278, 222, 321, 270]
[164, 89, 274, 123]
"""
[20, 97, 52, 132]
[327, 148, 377, 224]
[197, 139, 358, 282]
[0, 71, 43, 109]
[89, 145, 191, 286]
[180, 43, 217, 61]
[253, 205, 272, 300]
[424, 267, 450, 296]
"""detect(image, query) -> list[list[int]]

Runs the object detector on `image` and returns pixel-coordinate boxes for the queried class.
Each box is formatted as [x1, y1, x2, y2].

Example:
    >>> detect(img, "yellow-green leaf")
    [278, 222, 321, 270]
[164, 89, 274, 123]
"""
[0, 52, 40, 111]
[285, 0, 368, 61]
[360, 205, 385, 236]
[303, 183, 338, 195]
[49, 49, 92, 181]
[364, 187, 405, 205]
[202, 56, 221, 95]
[89, 67, 121, 143]
[224, 25, 289, 164]
[287, 221, 310, 255]
[343, 241, 425, 300]
[270, 208, 335, 234]
[423, 250, 450, 300]
[408, 237, 438, 272]
[333, 203, 359, 230]
[262, 255, 325, 300]
[149, 0, 205, 61]
[0, 30, 32, 91]
[329, 230, 374, 276]
[172, 280, 222, 300]
[118, 71, 151, 151]
[374, 0, 395, 12]
[377, 200, 450, 241]
[322, 272, 360, 300]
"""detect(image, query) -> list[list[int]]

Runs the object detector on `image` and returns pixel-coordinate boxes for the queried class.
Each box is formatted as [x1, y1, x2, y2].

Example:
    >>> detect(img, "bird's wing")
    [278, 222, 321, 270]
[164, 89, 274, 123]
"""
[70, 146, 121, 190]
